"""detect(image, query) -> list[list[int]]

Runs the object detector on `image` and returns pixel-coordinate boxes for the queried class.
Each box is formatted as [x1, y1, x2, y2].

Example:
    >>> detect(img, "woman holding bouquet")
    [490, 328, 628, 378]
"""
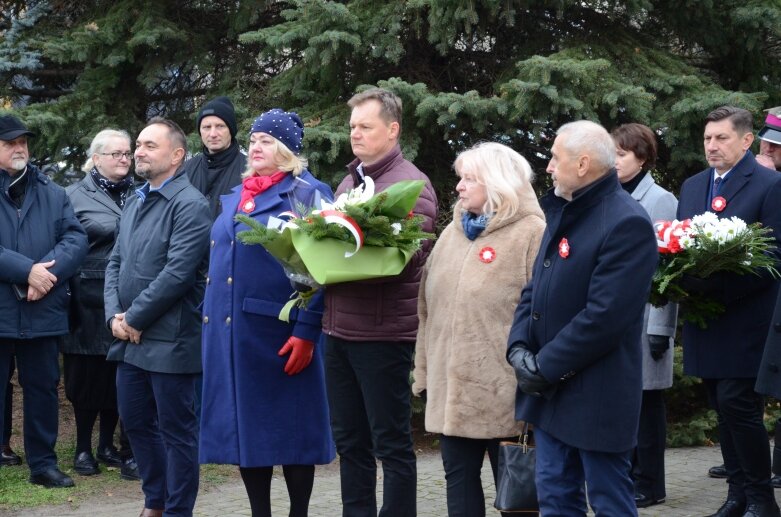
[412, 142, 545, 516]
[199, 109, 335, 517]
[611, 123, 678, 509]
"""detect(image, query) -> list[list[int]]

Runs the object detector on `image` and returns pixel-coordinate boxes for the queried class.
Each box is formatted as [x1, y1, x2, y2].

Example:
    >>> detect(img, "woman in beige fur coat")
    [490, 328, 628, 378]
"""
[412, 142, 545, 516]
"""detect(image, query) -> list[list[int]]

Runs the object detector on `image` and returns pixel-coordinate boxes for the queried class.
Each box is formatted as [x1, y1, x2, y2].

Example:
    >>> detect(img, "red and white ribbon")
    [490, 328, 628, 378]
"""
[317, 209, 365, 257]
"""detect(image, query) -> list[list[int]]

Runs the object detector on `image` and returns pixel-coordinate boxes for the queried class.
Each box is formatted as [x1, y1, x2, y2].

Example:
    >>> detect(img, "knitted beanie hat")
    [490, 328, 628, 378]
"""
[249, 109, 304, 155]
[197, 96, 237, 138]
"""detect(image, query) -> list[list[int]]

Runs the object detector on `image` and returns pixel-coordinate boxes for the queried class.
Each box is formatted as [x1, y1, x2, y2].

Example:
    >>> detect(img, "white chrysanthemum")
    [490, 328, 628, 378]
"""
[692, 212, 719, 226]
[679, 235, 695, 249]
[390, 222, 402, 235]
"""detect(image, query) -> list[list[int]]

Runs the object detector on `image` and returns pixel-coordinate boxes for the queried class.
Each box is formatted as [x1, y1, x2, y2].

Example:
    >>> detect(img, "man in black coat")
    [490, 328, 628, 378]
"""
[0, 115, 88, 488]
[105, 117, 211, 517]
[678, 106, 781, 517]
[507, 120, 658, 516]
[183, 96, 245, 221]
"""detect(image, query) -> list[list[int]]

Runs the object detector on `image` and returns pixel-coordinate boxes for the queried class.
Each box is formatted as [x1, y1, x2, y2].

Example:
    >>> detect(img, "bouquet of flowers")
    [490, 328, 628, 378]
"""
[651, 211, 779, 328]
[235, 177, 434, 321]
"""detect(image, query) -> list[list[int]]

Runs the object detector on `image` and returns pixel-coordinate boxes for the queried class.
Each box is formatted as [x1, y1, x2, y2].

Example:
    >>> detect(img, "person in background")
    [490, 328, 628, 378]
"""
[413, 142, 545, 517]
[63, 129, 138, 480]
[1, 359, 21, 466]
[0, 114, 88, 488]
[756, 106, 781, 172]
[183, 96, 245, 220]
[611, 123, 678, 509]
[200, 108, 334, 517]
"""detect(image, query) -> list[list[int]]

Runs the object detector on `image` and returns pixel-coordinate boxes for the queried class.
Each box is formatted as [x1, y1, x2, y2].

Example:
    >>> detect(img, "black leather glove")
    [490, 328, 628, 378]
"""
[507, 346, 552, 396]
[647, 334, 670, 361]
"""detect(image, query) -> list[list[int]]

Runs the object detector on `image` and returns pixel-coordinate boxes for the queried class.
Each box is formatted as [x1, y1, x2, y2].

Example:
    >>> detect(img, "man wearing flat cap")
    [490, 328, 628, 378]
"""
[183, 96, 246, 220]
[0, 115, 88, 488]
[756, 107, 781, 172]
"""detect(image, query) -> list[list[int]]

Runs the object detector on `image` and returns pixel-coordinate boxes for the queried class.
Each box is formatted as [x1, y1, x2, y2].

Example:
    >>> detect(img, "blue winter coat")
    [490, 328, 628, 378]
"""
[677, 151, 781, 379]
[199, 171, 336, 467]
[507, 172, 658, 453]
[0, 165, 88, 339]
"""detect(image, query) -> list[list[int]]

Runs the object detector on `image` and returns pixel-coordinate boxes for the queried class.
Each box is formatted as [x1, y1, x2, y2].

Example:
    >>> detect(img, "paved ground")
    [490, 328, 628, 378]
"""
[5, 444, 781, 516]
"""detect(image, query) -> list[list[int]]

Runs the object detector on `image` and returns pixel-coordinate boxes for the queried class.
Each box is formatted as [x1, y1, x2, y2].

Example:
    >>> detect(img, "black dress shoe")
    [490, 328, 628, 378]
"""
[0, 444, 21, 466]
[635, 493, 665, 508]
[96, 445, 122, 467]
[743, 502, 781, 517]
[709, 464, 729, 479]
[706, 498, 746, 517]
[73, 451, 99, 476]
[121, 456, 141, 481]
[29, 467, 75, 488]
[772, 475, 781, 489]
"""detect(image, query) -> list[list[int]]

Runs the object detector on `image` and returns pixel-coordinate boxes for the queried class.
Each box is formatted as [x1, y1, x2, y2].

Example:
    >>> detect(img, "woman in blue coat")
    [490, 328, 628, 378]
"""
[200, 109, 335, 517]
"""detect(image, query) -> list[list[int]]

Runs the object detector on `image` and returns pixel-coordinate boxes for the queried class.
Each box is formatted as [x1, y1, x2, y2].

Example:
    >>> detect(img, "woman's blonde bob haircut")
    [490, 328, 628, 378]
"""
[453, 142, 535, 225]
[243, 134, 308, 179]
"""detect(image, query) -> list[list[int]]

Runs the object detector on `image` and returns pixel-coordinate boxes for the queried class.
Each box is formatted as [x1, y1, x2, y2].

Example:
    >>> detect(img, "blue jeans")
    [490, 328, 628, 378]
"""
[324, 337, 416, 517]
[116, 362, 199, 516]
[0, 338, 59, 474]
[535, 427, 636, 516]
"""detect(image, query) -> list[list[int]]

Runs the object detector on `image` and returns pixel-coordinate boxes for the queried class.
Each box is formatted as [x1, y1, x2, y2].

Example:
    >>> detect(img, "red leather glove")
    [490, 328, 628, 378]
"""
[278, 336, 314, 375]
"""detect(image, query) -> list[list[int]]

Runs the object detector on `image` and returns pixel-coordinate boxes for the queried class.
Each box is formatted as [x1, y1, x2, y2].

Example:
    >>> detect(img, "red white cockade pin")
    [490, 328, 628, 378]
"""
[242, 200, 256, 213]
[711, 196, 726, 212]
[558, 238, 570, 259]
[478, 247, 496, 263]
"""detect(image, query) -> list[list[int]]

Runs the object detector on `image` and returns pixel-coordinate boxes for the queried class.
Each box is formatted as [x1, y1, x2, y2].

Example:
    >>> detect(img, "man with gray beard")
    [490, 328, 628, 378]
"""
[0, 115, 88, 488]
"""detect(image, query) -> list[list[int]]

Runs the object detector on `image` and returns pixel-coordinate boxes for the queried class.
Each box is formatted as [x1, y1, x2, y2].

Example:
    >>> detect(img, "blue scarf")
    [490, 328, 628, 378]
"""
[461, 212, 490, 240]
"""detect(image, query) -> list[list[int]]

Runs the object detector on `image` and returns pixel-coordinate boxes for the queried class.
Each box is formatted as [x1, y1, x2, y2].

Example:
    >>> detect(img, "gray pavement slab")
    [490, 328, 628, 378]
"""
[5, 444, 781, 516]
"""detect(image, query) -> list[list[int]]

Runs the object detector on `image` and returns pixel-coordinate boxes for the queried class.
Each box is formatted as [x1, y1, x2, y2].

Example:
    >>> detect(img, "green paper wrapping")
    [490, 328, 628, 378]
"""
[290, 231, 414, 284]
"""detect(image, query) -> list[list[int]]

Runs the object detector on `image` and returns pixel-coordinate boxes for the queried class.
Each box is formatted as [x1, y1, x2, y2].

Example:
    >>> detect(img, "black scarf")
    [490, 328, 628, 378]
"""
[90, 167, 133, 208]
[621, 170, 648, 194]
[187, 140, 245, 220]
[8, 167, 29, 208]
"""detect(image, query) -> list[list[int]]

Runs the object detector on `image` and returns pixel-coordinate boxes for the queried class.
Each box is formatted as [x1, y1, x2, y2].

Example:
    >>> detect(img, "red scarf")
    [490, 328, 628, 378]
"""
[238, 171, 287, 213]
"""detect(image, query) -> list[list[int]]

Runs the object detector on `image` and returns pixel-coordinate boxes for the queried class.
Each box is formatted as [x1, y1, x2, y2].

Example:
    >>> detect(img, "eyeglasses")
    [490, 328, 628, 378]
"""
[100, 152, 133, 160]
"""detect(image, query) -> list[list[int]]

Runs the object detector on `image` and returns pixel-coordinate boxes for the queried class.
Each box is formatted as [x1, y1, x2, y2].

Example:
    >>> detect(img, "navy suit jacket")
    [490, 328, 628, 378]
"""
[677, 151, 781, 379]
[507, 172, 658, 453]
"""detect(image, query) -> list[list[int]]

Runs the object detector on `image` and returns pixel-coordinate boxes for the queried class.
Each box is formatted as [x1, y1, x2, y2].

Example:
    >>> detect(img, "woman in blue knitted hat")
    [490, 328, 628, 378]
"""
[199, 109, 335, 517]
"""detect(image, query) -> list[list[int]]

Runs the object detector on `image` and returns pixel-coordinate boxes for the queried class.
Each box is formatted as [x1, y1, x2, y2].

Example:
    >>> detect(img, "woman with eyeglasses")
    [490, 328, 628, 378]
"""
[61, 129, 137, 478]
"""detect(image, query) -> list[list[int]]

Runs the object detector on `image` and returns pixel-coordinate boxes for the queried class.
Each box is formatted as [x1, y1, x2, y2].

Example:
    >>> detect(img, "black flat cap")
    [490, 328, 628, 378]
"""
[0, 115, 35, 141]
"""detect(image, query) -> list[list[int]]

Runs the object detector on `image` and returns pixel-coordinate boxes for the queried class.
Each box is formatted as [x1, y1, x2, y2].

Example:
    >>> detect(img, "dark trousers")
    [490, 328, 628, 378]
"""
[0, 338, 60, 475]
[440, 434, 513, 517]
[324, 336, 416, 517]
[116, 362, 199, 516]
[704, 378, 776, 506]
[535, 427, 636, 516]
[632, 389, 666, 500]
[3, 357, 14, 444]
[773, 419, 781, 476]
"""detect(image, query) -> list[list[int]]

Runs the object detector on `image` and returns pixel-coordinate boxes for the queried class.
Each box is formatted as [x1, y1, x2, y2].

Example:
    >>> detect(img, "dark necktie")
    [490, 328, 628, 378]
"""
[712, 176, 722, 199]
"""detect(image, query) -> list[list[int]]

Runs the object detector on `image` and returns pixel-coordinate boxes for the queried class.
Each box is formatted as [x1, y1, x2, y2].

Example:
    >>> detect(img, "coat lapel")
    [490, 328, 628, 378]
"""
[718, 152, 754, 208]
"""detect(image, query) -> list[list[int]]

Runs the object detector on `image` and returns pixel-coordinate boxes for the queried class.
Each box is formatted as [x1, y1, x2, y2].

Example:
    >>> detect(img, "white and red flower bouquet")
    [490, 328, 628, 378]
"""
[235, 177, 434, 320]
[651, 211, 779, 327]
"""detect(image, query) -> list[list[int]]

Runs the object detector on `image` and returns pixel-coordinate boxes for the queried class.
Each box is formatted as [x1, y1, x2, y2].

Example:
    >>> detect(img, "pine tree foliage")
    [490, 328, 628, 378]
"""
[1, 0, 779, 196]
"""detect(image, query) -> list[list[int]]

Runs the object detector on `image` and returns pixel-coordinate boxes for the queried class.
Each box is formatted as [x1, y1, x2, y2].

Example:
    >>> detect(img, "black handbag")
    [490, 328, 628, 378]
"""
[494, 423, 539, 514]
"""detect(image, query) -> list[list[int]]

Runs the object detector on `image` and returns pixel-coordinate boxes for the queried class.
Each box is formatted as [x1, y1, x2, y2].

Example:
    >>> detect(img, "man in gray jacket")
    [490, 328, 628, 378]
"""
[105, 117, 211, 517]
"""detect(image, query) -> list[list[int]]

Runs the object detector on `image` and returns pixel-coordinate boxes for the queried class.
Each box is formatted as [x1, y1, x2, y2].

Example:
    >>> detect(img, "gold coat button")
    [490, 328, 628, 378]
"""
[203, 316, 209, 324]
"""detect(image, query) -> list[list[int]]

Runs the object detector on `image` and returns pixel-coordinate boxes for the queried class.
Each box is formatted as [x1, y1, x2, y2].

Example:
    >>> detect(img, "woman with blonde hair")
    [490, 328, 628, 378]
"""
[199, 109, 334, 517]
[413, 141, 545, 516]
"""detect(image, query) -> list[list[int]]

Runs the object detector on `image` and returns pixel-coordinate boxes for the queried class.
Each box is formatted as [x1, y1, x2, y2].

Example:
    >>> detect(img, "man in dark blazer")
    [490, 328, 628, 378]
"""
[678, 106, 781, 517]
[507, 120, 658, 516]
[105, 117, 211, 517]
